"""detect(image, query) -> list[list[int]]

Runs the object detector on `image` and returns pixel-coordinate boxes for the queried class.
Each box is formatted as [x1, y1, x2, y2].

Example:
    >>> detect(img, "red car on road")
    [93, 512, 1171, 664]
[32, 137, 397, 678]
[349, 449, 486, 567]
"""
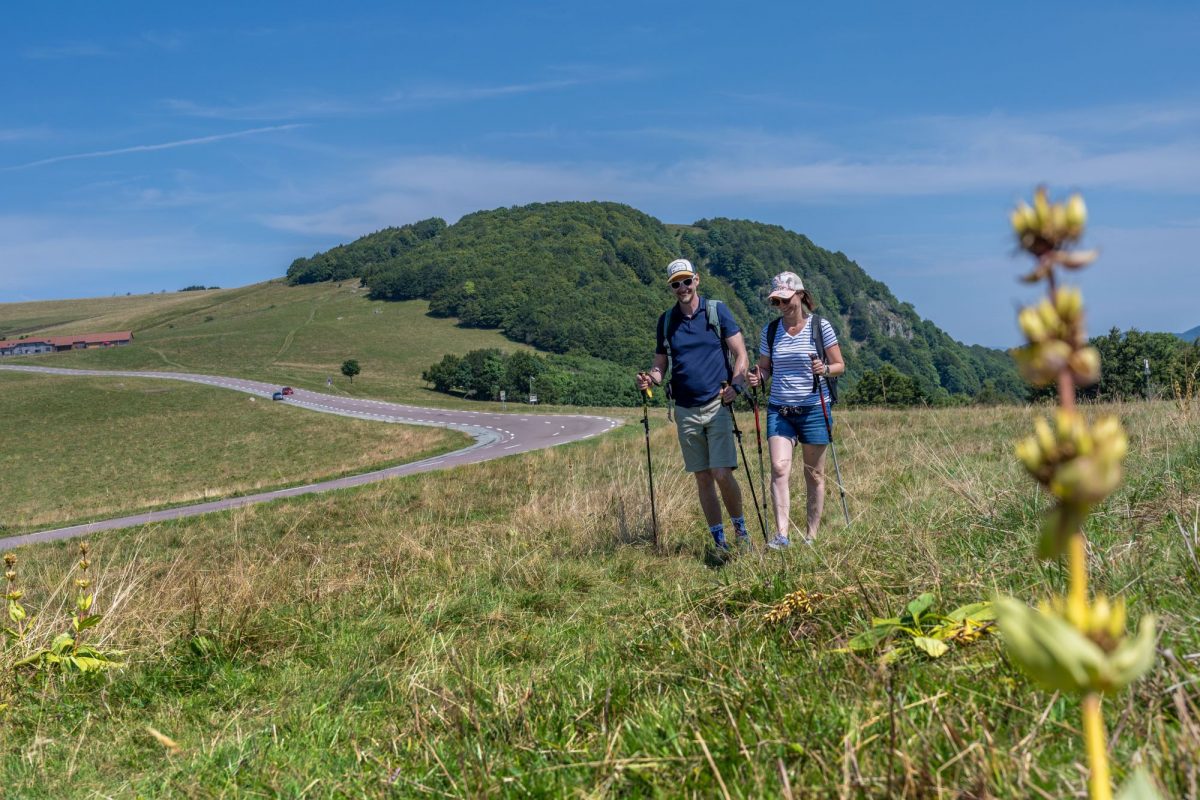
[281, 387, 295, 396]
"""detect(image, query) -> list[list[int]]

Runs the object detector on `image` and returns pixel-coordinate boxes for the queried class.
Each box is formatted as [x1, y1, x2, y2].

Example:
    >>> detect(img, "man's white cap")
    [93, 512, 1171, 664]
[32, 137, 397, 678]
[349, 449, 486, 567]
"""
[666, 258, 695, 282]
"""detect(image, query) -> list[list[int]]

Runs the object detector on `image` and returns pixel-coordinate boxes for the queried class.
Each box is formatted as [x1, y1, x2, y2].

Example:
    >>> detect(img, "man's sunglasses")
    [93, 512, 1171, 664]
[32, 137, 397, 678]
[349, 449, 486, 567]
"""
[670, 277, 695, 289]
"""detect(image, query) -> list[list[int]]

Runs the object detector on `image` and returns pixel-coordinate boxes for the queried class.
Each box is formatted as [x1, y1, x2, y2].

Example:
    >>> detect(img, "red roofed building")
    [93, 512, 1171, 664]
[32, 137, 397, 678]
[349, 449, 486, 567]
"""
[0, 331, 134, 357]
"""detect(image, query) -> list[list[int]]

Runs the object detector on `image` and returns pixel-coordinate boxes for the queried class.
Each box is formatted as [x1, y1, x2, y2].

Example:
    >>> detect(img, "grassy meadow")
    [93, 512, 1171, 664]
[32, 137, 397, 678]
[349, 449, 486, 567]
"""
[0, 370, 469, 534]
[2, 399, 1197, 797]
[0, 281, 535, 405]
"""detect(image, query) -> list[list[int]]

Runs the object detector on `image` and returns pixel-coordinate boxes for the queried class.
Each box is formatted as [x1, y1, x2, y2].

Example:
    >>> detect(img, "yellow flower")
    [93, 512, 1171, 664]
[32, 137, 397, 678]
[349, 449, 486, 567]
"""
[996, 597, 1155, 694]
[3, 553, 14, 567]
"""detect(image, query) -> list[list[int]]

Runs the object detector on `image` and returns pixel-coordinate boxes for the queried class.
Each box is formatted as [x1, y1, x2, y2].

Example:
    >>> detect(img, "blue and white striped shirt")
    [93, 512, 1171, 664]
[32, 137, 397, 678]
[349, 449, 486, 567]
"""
[759, 316, 838, 407]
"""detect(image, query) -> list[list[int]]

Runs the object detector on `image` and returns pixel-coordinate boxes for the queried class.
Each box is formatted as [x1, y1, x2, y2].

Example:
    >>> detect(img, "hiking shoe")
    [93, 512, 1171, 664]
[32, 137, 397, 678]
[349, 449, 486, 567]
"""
[735, 532, 752, 553]
[767, 533, 791, 550]
[711, 530, 730, 551]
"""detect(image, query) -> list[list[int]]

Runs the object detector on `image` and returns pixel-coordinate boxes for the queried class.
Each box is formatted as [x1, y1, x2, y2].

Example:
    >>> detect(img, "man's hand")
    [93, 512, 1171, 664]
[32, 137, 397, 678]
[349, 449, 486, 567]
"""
[719, 383, 738, 405]
[635, 371, 653, 391]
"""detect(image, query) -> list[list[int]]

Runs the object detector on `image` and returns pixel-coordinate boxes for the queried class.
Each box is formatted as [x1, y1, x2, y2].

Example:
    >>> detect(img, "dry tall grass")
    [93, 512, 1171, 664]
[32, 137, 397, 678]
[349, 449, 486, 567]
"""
[2, 401, 1198, 797]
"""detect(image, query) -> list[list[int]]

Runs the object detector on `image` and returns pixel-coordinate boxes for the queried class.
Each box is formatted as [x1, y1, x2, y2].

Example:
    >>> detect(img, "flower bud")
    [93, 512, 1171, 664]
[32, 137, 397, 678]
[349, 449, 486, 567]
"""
[1069, 347, 1101, 386]
[75, 578, 91, 590]
[79, 542, 89, 555]
[5, 570, 15, 582]
[1050, 204, 1069, 239]
[3, 553, 14, 567]
[1018, 306, 1045, 342]
[1014, 341, 1072, 386]
[1065, 193, 1087, 237]
[1054, 286, 1083, 324]
[1033, 187, 1051, 228]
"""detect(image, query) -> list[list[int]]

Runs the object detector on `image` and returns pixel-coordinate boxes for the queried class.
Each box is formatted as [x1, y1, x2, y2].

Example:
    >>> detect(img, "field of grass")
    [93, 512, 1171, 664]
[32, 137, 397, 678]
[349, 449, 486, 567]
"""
[2, 400, 1197, 797]
[0, 370, 469, 534]
[1, 281, 535, 405]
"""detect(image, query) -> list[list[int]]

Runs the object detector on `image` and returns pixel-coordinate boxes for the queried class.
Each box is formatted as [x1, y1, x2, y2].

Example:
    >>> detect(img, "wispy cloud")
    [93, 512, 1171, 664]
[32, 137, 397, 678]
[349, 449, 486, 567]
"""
[3, 125, 308, 171]
[163, 97, 360, 121]
[388, 78, 583, 104]
[22, 43, 112, 60]
[141, 30, 185, 51]
[0, 127, 51, 143]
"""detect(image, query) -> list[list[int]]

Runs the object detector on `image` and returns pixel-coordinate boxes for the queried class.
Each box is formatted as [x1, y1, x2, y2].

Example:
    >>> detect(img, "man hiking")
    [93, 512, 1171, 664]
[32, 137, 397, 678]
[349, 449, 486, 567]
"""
[636, 258, 751, 552]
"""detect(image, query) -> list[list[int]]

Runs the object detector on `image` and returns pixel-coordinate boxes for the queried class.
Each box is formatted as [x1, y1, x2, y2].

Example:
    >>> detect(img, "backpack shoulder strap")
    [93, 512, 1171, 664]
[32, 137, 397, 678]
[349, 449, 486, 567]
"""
[707, 299, 733, 378]
[705, 298, 723, 340]
[811, 314, 838, 403]
[659, 309, 673, 377]
[767, 317, 782, 359]
[811, 314, 827, 361]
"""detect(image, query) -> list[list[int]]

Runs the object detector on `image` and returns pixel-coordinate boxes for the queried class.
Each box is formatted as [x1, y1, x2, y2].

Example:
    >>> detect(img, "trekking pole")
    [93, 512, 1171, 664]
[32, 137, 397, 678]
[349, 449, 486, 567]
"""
[722, 382, 769, 542]
[811, 360, 851, 526]
[749, 368, 771, 543]
[640, 383, 659, 549]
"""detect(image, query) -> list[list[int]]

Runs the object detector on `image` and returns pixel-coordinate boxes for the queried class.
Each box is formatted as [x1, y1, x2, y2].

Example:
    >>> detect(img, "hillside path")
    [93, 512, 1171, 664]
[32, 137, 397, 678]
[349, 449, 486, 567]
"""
[0, 365, 620, 549]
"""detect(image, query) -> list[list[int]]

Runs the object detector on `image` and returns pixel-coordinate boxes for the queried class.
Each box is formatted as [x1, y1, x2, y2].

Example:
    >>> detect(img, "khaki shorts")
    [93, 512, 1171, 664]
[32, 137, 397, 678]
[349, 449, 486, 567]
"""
[675, 396, 738, 473]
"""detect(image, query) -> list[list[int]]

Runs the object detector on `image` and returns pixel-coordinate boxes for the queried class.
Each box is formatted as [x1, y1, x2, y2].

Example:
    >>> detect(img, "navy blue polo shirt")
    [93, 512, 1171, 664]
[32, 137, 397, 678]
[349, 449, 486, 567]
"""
[656, 297, 740, 408]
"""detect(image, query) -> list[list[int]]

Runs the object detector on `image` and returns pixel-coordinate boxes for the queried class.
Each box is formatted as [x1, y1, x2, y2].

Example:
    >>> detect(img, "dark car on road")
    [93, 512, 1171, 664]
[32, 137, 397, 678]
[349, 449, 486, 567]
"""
[271, 391, 284, 401]
[281, 386, 295, 396]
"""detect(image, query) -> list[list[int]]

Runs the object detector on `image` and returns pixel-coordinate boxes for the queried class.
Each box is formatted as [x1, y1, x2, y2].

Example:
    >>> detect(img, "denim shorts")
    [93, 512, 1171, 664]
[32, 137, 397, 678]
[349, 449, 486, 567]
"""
[767, 403, 831, 445]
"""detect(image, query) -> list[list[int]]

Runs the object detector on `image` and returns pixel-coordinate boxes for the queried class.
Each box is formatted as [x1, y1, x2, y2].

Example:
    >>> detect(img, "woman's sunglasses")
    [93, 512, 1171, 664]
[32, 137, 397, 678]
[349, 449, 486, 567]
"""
[769, 295, 793, 307]
[670, 277, 695, 289]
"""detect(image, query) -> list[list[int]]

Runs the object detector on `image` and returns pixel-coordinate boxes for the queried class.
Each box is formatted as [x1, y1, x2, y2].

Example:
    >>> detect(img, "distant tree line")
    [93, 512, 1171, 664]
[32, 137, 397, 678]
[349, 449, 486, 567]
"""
[178, 285, 220, 292]
[423, 349, 643, 406]
[1029, 328, 1200, 403]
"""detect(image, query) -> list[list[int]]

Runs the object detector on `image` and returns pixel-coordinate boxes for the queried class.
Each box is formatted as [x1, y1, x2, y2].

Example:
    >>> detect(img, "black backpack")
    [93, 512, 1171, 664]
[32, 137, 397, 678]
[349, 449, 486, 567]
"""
[766, 314, 838, 403]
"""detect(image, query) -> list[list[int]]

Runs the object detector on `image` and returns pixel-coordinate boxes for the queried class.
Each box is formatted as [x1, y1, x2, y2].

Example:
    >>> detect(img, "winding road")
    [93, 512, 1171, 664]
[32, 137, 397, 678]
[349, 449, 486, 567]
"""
[0, 365, 621, 549]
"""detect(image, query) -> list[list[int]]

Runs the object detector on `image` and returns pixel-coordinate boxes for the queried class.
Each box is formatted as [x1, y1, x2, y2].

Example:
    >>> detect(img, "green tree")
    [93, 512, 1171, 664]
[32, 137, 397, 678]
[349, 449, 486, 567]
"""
[340, 359, 361, 384]
[845, 364, 927, 406]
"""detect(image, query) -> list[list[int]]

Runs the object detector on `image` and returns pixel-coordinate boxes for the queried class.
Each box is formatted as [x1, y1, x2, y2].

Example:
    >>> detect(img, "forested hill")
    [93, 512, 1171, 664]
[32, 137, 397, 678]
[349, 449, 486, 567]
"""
[286, 201, 1023, 401]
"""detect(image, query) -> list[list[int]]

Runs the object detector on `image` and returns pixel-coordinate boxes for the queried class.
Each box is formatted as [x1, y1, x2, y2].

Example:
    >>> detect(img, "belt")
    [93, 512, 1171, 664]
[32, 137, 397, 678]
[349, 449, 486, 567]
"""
[769, 403, 809, 417]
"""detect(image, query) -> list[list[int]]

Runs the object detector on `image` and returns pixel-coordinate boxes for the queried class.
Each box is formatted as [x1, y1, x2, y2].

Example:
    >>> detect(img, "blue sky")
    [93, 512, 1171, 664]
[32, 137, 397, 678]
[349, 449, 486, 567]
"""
[3, 1, 1198, 346]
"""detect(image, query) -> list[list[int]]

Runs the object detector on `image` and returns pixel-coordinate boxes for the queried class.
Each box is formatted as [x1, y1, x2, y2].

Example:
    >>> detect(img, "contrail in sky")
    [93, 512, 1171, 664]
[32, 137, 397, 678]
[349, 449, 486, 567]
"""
[3, 124, 307, 171]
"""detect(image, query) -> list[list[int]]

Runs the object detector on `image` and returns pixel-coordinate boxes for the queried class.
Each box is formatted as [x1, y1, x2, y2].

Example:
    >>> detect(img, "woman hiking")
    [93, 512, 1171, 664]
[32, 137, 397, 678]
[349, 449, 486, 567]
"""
[747, 272, 845, 548]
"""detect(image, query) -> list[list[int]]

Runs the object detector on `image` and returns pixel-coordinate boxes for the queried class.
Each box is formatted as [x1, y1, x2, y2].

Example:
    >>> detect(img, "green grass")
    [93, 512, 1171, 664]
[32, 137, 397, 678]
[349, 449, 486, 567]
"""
[0, 370, 469, 534]
[1, 281, 536, 405]
[1, 401, 1197, 797]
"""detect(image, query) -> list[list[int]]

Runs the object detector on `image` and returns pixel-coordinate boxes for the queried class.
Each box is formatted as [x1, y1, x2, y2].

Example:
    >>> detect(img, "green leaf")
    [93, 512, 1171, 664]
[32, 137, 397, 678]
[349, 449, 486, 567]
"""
[69, 655, 123, 672]
[904, 593, 936, 623]
[50, 633, 75, 654]
[912, 636, 950, 658]
[1116, 767, 1165, 800]
[846, 625, 895, 652]
[8, 601, 26, 623]
[74, 615, 104, 632]
[947, 601, 995, 622]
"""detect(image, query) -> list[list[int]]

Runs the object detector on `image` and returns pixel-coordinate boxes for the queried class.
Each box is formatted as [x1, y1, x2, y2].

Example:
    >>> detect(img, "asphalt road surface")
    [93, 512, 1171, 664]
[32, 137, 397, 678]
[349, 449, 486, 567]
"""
[0, 365, 621, 549]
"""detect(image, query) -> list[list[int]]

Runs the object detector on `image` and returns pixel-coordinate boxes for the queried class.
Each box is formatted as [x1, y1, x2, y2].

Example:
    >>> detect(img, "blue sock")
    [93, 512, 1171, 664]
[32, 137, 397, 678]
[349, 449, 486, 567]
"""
[709, 523, 727, 547]
[731, 516, 748, 537]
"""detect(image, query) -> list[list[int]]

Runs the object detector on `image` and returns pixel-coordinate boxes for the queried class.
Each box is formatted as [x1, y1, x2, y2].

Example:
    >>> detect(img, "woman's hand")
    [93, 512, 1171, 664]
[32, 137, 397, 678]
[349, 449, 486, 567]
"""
[809, 354, 828, 376]
[748, 366, 763, 388]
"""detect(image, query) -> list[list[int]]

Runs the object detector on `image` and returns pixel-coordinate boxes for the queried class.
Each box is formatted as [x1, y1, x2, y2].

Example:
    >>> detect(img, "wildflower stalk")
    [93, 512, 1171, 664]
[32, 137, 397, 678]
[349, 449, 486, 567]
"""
[1082, 694, 1111, 800]
[999, 186, 1160, 799]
